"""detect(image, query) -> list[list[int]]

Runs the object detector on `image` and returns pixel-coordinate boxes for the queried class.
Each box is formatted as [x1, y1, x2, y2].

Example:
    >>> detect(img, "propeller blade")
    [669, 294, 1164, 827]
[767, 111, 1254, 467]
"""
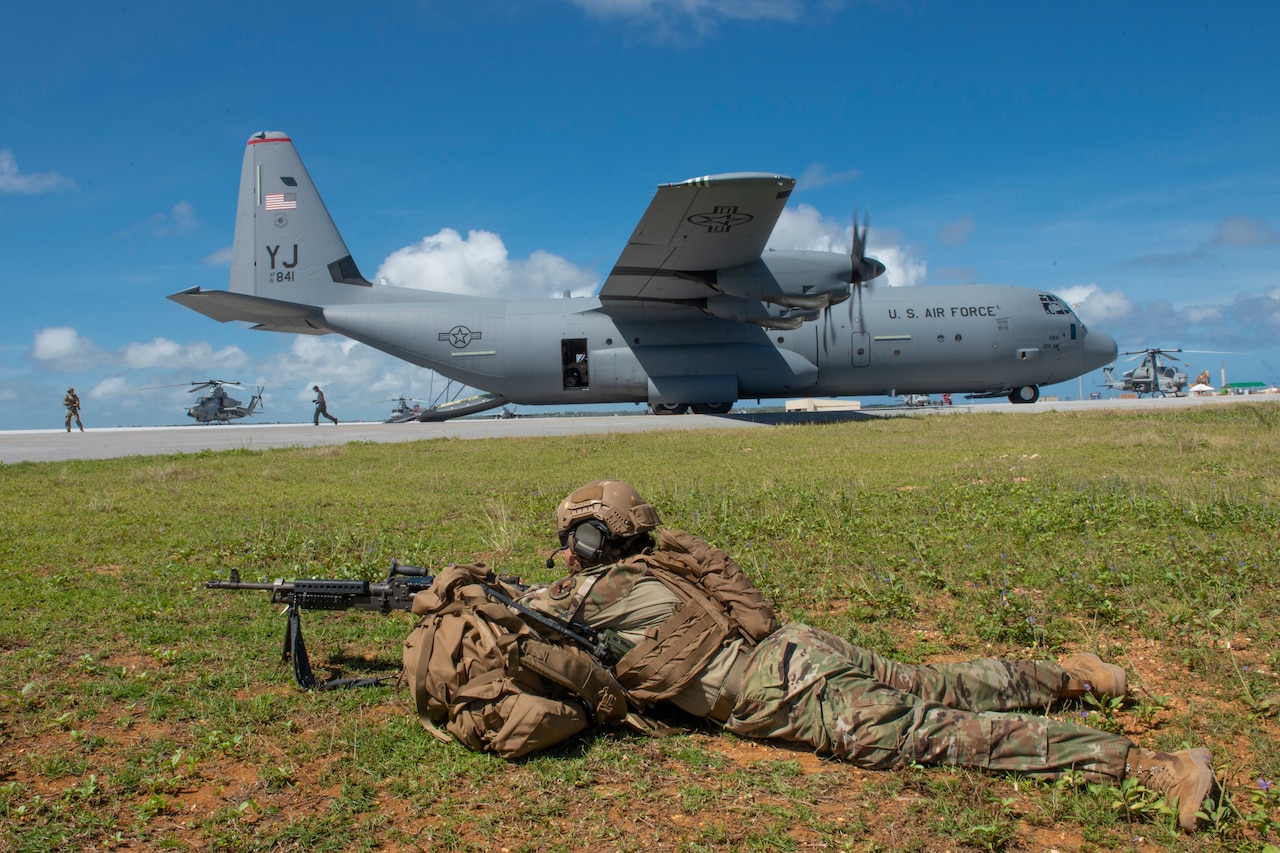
[850, 211, 886, 283]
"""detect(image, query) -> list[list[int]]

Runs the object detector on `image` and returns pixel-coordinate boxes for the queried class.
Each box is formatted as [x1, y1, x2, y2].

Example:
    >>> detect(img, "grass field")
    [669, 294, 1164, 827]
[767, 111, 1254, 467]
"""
[2, 403, 1278, 852]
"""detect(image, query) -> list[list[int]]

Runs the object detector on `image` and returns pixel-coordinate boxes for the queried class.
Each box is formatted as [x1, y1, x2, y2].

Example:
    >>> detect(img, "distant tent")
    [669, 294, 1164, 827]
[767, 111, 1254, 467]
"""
[1189, 383, 1215, 395]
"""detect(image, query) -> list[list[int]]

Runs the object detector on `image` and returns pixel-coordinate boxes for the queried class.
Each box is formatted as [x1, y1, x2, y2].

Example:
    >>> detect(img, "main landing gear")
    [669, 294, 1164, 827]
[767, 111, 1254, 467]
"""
[1008, 385, 1040, 404]
[648, 402, 734, 415]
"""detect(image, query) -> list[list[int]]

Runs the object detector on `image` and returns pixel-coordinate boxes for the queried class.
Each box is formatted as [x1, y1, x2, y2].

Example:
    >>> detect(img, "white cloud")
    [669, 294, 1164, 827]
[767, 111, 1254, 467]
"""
[768, 205, 927, 287]
[795, 164, 861, 190]
[0, 150, 76, 194]
[375, 228, 597, 298]
[1068, 286, 1280, 365]
[121, 337, 250, 371]
[89, 376, 132, 401]
[768, 204, 845, 251]
[114, 200, 200, 239]
[870, 244, 927, 288]
[1182, 304, 1225, 325]
[1057, 283, 1134, 325]
[30, 327, 104, 371]
[204, 245, 234, 266]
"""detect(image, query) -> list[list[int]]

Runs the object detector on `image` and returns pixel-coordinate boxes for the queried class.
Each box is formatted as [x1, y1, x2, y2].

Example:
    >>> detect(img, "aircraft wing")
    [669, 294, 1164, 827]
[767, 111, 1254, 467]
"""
[599, 173, 795, 302]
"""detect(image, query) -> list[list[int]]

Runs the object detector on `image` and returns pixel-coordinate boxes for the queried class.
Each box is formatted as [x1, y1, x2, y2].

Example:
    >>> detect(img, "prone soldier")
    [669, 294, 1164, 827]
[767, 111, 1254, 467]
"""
[411, 479, 1219, 833]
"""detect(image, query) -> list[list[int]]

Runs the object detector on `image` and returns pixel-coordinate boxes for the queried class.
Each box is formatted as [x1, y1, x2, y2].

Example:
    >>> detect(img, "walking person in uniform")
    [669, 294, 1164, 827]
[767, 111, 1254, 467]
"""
[63, 387, 84, 432]
[312, 385, 338, 425]
[410, 480, 1221, 833]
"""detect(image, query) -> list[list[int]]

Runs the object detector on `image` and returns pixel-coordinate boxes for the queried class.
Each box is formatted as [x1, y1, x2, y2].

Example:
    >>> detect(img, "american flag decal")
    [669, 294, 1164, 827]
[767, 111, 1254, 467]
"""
[264, 192, 297, 210]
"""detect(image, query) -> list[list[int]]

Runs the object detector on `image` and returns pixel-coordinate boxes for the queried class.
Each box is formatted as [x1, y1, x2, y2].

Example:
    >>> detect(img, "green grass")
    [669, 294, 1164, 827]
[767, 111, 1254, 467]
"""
[2, 404, 1279, 851]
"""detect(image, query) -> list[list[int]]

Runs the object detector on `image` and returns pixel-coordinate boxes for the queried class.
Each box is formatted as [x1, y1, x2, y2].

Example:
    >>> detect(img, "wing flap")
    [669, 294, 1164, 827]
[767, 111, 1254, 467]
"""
[600, 173, 795, 301]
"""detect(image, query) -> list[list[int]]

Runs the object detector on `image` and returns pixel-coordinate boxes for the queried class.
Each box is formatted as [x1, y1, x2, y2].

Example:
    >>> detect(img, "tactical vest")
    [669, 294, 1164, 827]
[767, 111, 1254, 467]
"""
[609, 529, 779, 704]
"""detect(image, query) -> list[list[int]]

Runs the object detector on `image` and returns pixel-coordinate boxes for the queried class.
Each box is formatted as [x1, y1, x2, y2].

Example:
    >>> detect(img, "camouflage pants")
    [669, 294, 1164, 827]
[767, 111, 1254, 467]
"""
[724, 623, 1131, 782]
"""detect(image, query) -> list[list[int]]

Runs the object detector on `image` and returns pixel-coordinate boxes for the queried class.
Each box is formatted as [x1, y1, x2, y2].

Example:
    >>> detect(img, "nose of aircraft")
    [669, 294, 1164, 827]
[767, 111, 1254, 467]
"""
[1083, 329, 1118, 371]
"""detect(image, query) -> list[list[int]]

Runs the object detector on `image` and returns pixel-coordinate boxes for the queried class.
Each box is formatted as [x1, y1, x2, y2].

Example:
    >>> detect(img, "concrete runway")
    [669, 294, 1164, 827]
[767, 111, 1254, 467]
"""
[3, 394, 1271, 464]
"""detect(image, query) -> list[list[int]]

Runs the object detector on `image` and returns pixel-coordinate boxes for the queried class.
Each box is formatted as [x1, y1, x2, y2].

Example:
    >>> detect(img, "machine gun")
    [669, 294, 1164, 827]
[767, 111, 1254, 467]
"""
[207, 560, 435, 690]
[207, 560, 634, 690]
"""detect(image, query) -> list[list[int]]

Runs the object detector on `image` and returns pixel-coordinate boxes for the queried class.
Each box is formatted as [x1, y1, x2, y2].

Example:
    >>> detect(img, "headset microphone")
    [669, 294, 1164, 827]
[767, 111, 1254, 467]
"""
[545, 544, 567, 569]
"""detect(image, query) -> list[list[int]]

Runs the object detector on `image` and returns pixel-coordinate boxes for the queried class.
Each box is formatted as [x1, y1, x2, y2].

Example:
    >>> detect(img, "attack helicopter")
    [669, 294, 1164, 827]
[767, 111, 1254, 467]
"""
[1100, 348, 1194, 397]
[176, 379, 264, 423]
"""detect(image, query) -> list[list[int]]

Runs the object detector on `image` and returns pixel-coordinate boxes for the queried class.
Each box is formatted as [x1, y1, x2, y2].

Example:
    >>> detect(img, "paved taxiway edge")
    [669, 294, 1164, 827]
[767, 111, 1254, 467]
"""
[2, 394, 1273, 465]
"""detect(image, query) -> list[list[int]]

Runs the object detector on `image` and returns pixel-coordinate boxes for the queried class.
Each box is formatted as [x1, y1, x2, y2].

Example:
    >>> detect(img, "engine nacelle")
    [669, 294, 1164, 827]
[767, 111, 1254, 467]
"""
[716, 250, 853, 311]
[701, 294, 818, 330]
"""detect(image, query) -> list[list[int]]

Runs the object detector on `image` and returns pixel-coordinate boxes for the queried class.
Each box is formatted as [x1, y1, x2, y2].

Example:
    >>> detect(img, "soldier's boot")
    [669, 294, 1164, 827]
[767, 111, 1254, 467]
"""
[1125, 747, 1218, 833]
[1059, 653, 1127, 700]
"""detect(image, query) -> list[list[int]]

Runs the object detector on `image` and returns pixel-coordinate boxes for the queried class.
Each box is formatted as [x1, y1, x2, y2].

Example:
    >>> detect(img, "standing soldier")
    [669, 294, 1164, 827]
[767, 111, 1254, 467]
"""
[63, 387, 84, 432]
[312, 385, 339, 425]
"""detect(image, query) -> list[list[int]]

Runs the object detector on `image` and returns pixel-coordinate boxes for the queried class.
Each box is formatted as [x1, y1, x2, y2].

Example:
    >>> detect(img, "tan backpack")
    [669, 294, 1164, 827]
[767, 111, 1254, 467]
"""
[403, 564, 628, 759]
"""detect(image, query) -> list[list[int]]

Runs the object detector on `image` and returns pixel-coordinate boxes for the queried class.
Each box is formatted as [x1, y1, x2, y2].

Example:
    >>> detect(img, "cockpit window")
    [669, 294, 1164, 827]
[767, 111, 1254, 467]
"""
[1039, 294, 1073, 316]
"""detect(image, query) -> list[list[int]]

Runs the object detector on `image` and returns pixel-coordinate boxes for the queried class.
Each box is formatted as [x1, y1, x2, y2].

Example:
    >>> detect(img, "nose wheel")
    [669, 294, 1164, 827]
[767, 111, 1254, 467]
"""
[1008, 385, 1040, 404]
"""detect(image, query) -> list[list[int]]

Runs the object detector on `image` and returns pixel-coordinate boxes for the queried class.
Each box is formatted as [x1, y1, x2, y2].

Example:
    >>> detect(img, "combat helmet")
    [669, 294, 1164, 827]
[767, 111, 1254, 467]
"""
[556, 480, 659, 564]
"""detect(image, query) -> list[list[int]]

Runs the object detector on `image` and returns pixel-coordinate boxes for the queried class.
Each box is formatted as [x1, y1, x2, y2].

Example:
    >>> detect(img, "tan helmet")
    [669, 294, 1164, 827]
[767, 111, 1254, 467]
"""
[555, 480, 660, 544]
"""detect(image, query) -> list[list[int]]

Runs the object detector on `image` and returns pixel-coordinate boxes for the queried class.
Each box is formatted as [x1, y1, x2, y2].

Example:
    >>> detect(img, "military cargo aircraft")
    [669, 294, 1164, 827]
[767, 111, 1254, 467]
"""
[170, 132, 1117, 418]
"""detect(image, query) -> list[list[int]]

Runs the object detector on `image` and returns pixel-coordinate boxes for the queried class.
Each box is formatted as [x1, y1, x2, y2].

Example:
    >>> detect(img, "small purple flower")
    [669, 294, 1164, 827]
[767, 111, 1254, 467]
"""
[1259, 778, 1273, 792]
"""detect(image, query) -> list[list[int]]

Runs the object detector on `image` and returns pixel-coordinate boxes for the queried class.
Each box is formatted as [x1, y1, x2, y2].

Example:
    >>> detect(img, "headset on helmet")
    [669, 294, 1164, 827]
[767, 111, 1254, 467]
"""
[555, 480, 659, 563]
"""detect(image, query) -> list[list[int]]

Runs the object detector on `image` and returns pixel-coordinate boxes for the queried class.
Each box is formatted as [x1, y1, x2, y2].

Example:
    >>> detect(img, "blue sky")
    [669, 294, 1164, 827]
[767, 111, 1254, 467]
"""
[4, 0, 1278, 429]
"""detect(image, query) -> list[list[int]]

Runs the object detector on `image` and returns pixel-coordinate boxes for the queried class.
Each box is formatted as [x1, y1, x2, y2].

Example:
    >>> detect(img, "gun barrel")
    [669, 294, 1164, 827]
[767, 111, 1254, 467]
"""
[205, 579, 284, 592]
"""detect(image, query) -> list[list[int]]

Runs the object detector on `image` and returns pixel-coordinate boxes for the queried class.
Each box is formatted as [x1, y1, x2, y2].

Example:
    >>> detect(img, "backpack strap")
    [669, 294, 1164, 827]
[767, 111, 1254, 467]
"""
[404, 604, 454, 743]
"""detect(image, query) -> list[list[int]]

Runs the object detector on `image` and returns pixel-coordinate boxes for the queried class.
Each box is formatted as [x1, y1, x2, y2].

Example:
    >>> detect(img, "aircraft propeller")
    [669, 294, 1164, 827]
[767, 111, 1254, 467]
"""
[825, 210, 885, 350]
[849, 211, 886, 285]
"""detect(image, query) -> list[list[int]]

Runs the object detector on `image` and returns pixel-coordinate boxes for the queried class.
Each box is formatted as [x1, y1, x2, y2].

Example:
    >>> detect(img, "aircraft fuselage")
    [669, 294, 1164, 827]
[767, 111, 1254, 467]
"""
[315, 280, 1111, 406]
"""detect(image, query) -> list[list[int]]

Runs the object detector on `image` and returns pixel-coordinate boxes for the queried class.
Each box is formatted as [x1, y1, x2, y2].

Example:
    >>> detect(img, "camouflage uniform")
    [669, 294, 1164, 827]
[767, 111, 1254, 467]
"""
[726, 623, 1131, 782]
[525, 534, 1132, 782]
[63, 388, 84, 432]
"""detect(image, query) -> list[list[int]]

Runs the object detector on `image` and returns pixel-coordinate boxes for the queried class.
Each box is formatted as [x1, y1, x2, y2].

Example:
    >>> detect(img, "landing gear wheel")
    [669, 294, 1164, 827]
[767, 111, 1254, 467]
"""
[691, 402, 733, 415]
[1009, 385, 1040, 404]
[649, 403, 690, 415]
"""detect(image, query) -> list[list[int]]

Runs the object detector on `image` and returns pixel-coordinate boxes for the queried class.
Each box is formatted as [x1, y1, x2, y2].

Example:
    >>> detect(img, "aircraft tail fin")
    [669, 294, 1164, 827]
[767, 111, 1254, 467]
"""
[231, 132, 372, 303]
